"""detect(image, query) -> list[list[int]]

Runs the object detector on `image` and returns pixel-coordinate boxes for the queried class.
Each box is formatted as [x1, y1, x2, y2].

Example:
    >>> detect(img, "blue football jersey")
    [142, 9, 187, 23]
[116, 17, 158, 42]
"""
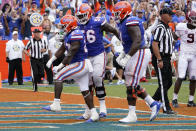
[79, 16, 106, 57]
[119, 16, 145, 54]
[64, 29, 87, 64]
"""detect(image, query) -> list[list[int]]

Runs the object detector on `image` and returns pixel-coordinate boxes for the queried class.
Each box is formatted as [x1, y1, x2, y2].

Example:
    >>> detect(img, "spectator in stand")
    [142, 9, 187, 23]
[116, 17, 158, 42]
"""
[6, 30, 25, 85]
[0, 10, 5, 40]
[3, 8, 25, 40]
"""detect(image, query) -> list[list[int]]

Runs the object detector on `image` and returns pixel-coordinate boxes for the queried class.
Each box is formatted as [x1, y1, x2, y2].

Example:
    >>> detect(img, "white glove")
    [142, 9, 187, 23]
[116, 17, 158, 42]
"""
[118, 54, 131, 68]
[46, 60, 53, 68]
[46, 56, 57, 68]
[116, 52, 125, 64]
[53, 63, 64, 74]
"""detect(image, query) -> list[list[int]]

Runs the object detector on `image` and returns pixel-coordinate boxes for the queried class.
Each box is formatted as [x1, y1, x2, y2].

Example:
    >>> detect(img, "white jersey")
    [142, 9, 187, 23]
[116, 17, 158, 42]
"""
[49, 37, 64, 56]
[111, 36, 123, 53]
[6, 39, 24, 60]
[175, 23, 196, 54]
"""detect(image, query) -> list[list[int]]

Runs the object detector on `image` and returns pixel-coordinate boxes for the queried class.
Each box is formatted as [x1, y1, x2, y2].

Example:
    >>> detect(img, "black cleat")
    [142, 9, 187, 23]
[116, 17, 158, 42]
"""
[187, 101, 196, 107]
[163, 109, 177, 115]
[172, 99, 179, 108]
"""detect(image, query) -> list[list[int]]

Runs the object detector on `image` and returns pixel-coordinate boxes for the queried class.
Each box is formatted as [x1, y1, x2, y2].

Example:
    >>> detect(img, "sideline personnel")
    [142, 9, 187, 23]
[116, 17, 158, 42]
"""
[151, 7, 176, 114]
[24, 29, 47, 92]
[6, 31, 25, 85]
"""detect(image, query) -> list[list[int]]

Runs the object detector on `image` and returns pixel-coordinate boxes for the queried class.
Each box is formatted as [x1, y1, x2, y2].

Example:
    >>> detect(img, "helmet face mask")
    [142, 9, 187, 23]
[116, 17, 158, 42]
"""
[114, 11, 121, 23]
[76, 12, 89, 25]
[190, 16, 196, 27]
[76, 4, 92, 25]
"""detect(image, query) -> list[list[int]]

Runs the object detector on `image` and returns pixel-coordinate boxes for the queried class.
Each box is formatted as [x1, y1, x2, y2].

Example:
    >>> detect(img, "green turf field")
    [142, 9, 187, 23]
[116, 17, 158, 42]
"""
[3, 78, 193, 104]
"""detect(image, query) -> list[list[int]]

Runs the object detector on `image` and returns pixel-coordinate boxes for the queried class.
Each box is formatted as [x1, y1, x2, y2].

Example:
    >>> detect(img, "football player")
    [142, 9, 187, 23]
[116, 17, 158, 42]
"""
[113, 1, 162, 123]
[76, 3, 120, 119]
[42, 15, 99, 122]
[172, 10, 196, 108]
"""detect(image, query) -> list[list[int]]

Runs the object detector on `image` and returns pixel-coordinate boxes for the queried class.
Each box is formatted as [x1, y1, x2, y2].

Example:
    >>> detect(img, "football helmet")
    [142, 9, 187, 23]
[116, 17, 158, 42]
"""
[60, 15, 77, 34]
[76, 3, 93, 25]
[113, 1, 132, 23]
[187, 10, 196, 27]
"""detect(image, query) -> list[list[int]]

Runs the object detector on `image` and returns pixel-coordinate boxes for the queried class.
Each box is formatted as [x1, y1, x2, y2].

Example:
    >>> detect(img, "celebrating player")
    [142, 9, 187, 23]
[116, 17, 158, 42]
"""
[113, 1, 162, 123]
[42, 15, 99, 122]
[76, 3, 120, 119]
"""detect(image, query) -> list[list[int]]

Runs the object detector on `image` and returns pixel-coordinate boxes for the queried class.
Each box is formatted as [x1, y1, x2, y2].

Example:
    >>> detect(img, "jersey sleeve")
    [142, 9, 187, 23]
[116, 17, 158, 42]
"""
[25, 40, 32, 50]
[175, 23, 183, 38]
[126, 17, 140, 27]
[5, 41, 10, 52]
[94, 16, 106, 26]
[153, 25, 165, 42]
[69, 30, 84, 42]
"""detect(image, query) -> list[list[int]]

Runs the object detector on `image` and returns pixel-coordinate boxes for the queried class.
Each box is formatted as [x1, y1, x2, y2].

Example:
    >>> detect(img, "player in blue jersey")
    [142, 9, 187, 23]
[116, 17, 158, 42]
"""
[76, 3, 120, 119]
[113, 1, 162, 123]
[42, 15, 99, 122]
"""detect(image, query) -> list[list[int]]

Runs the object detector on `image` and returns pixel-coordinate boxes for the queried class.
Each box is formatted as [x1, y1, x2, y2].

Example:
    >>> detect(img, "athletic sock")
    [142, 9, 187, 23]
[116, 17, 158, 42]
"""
[173, 93, 178, 100]
[144, 95, 154, 106]
[99, 99, 106, 114]
[54, 98, 60, 105]
[189, 95, 194, 102]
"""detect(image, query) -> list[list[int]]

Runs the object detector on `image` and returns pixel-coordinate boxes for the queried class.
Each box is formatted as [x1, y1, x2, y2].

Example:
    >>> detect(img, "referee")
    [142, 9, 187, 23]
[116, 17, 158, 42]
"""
[24, 29, 47, 92]
[151, 7, 176, 114]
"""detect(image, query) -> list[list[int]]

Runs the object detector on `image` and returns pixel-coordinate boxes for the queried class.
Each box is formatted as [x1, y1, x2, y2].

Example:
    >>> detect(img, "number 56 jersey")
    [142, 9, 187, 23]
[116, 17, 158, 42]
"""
[79, 16, 106, 57]
[175, 23, 196, 54]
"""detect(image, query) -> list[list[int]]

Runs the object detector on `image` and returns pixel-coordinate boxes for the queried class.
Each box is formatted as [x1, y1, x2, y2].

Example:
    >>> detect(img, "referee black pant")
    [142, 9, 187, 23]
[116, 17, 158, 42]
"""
[30, 58, 44, 91]
[152, 55, 173, 112]
[43, 54, 53, 84]
[8, 58, 23, 85]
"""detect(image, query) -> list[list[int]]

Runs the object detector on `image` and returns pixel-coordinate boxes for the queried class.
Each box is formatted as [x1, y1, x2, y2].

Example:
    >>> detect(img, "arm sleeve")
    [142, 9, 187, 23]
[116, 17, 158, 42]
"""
[25, 40, 31, 50]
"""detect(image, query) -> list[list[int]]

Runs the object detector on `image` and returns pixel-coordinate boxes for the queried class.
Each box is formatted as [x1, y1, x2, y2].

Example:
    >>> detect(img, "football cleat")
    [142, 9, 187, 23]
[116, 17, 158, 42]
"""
[99, 112, 107, 118]
[119, 111, 137, 123]
[42, 103, 61, 112]
[150, 101, 162, 121]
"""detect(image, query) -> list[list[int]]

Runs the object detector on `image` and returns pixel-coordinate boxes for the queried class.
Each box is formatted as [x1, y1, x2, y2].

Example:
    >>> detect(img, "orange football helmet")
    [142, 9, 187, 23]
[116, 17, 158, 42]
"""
[76, 3, 93, 25]
[60, 15, 78, 34]
[113, 1, 132, 23]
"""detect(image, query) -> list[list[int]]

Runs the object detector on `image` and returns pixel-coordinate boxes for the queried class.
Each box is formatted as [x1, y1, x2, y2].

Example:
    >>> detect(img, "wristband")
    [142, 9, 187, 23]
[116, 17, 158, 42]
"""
[50, 55, 57, 62]
[57, 63, 64, 69]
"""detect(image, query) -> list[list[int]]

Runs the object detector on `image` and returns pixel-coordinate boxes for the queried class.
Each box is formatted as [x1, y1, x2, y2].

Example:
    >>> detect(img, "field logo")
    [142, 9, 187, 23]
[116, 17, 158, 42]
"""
[30, 13, 44, 27]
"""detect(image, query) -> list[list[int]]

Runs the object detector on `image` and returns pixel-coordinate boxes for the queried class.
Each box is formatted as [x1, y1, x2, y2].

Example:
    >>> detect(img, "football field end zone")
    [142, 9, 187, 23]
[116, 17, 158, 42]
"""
[0, 88, 196, 130]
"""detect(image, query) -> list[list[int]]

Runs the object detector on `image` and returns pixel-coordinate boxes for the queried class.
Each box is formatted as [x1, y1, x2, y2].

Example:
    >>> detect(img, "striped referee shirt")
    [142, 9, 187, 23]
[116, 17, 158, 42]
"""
[25, 38, 47, 59]
[153, 21, 174, 55]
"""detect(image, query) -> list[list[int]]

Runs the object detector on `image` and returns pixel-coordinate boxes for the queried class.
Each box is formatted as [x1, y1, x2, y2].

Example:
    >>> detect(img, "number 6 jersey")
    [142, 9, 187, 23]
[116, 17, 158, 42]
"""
[175, 23, 196, 54]
[79, 16, 106, 57]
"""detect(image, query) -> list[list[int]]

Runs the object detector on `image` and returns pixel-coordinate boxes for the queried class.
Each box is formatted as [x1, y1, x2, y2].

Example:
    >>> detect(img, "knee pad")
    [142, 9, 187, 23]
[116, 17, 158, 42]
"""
[126, 86, 137, 100]
[95, 86, 106, 98]
[136, 85, 145, 97]
[81, 90, 90, 98]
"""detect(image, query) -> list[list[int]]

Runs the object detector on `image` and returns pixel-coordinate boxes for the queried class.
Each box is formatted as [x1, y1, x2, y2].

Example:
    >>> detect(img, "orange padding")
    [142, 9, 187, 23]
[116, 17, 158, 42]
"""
[0, 40, 31, 80]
